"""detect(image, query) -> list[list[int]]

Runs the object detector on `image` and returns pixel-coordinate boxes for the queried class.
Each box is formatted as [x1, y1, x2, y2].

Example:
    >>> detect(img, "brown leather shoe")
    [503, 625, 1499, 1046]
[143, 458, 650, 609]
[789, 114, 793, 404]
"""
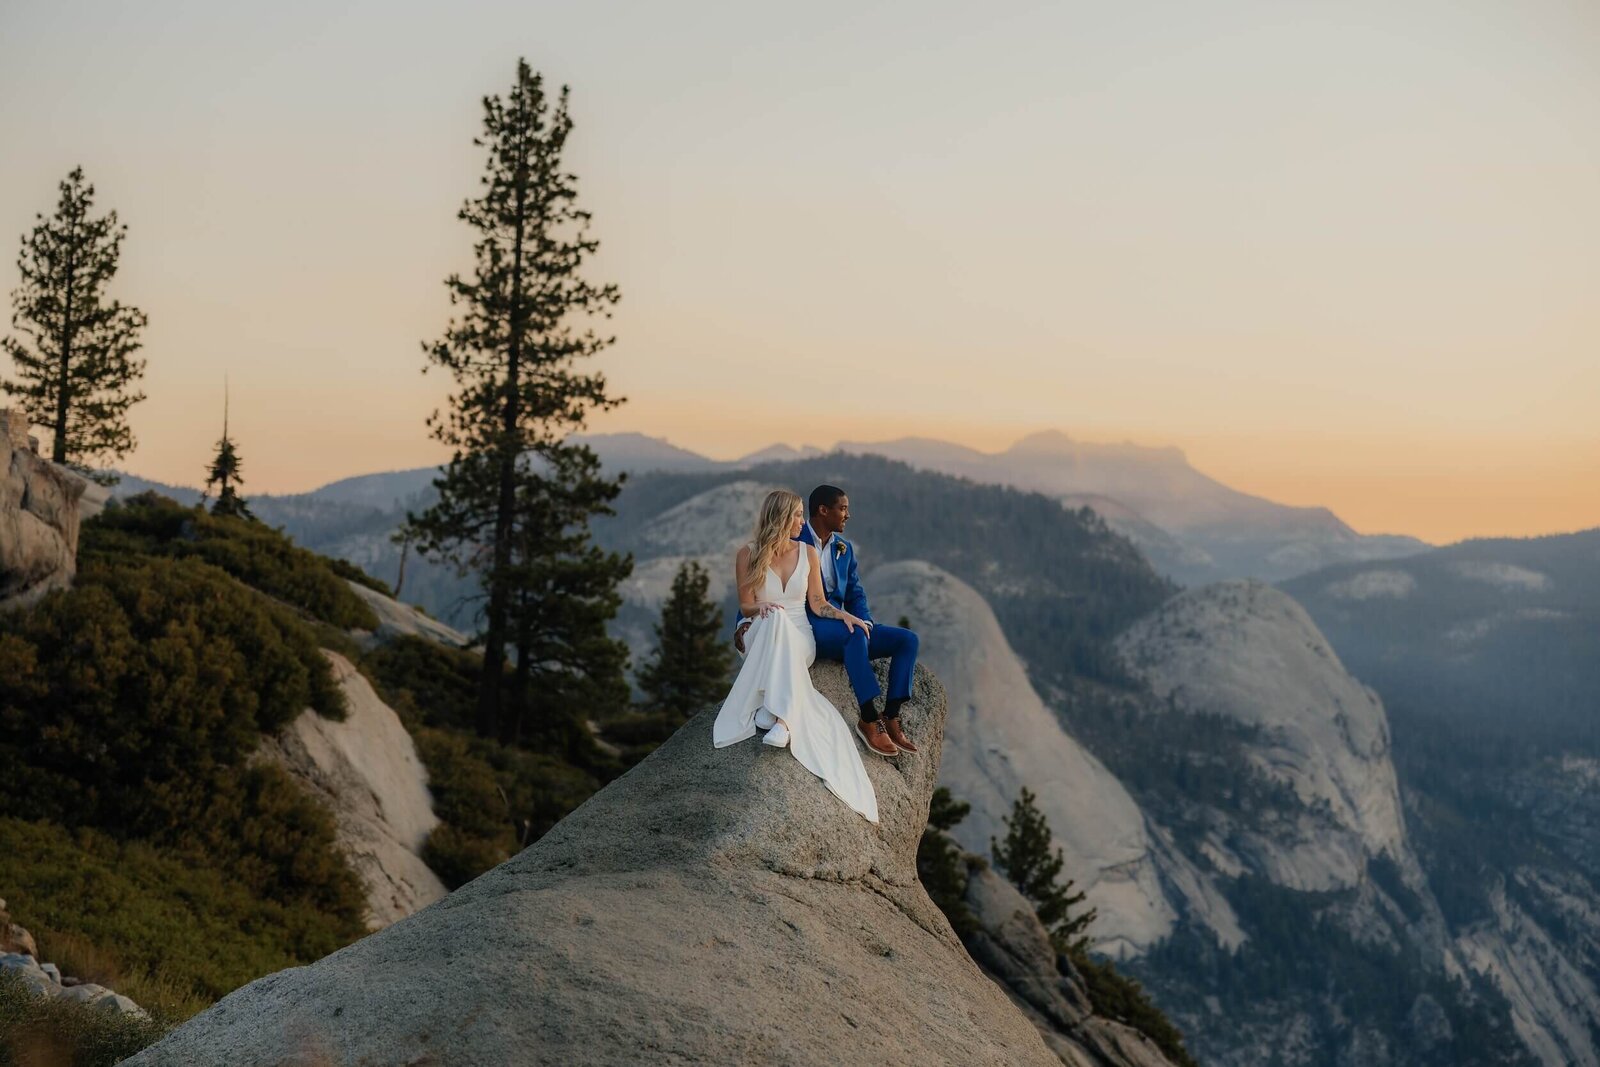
[856, 718, 900, 758]
[884, 717, 918, 753]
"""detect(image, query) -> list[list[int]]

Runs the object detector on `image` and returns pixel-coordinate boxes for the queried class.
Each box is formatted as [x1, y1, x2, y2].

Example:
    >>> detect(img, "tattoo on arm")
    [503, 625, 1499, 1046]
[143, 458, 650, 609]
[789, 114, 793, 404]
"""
[813, 599, 844, 620]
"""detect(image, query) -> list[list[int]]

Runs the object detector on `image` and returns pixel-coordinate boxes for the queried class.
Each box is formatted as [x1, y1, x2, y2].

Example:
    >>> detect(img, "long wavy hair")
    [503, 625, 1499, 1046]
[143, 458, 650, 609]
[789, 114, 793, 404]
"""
[744, 489, 803, 591]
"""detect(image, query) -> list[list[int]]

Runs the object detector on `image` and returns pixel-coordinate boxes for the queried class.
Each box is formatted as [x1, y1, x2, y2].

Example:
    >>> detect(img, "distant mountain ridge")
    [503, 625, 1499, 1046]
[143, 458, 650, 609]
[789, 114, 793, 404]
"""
[102, 427, 1430, 586]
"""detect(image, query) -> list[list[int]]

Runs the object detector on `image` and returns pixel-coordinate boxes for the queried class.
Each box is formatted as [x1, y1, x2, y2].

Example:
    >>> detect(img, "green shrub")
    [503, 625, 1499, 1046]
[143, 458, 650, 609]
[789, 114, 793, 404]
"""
[0, 818, 361, 1009]
[413, 728, 518, 888]
[361, 634, 610, 888]
[324, 555, 393, 597]
[0, 970, 167, 1067]
[0, 555, 364, 933]
[589, 709, 679, 765]
[1069, 945, 1199, 1067]
[83, 492, 378, 630]
[0, 558, 345, 834]
[361, 635, 480, 732]
[412, 725, 603, 888]
[0, 494, 383, 1026]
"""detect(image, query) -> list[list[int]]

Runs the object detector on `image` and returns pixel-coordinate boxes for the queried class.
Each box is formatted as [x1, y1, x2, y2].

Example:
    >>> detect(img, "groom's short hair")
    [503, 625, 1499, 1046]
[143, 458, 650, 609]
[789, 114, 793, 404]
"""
[809, 484, 845, 517]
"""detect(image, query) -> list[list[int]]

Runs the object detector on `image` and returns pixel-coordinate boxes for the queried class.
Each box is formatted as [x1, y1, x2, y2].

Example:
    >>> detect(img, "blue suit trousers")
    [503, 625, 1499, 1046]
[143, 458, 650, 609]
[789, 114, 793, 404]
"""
[810, 618, 919, 715]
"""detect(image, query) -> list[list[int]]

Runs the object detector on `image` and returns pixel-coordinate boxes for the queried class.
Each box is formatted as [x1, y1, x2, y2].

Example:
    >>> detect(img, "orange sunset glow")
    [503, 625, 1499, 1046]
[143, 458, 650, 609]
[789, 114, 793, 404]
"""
[3, 0, 1597, 545]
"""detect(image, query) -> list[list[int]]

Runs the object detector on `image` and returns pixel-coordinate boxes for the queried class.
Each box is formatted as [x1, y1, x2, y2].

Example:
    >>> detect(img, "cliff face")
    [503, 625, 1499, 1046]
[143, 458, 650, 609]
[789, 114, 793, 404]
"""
[128, 663, 1174, 1067]
[869, 560, 1242, 960]
[1115, 579, 1412, 892]
[0, 410, 88, 611]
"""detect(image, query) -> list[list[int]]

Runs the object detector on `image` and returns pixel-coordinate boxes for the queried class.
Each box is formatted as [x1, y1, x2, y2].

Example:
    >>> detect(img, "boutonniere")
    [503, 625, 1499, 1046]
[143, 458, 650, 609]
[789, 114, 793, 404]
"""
[833, 540, 847, 558]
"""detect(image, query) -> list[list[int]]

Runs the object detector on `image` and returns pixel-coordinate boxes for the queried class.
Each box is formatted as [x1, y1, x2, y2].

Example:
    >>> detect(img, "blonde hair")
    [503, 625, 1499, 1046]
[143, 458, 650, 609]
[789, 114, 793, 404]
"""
[744, 489, 803, 591]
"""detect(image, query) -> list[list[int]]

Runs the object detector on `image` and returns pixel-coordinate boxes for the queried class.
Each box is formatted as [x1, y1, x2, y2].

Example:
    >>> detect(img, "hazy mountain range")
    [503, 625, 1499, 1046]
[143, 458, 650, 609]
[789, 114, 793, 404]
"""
[107, 428, 1428, 587]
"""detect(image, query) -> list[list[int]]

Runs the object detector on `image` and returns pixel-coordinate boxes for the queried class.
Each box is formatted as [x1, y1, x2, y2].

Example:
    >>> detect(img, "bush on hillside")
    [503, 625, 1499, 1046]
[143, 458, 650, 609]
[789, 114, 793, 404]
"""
[83, 492, 379, 630]
[0, 969, 166, 1067]
[361, 634, 480, 732]
[325, 554, 393, 597]
[0, 554, 365, 936]
[412, 728, 518, 888]
[361, 636, 610, 888]
[0, 557, 346, 835]
[1067, 945, 1198, 1067]
[0, 817, 361, 1010]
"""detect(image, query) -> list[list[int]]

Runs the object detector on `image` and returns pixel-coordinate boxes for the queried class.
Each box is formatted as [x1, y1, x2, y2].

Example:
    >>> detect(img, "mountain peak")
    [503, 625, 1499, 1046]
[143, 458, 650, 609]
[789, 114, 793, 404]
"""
[734, 442, 825, 466]
[1008, 428, 1077, 452]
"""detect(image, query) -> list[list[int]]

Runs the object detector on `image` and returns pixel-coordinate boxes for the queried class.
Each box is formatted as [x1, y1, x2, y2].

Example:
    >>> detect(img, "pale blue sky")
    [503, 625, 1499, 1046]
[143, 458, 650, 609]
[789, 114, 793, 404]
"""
[3, 0, 1598, 538]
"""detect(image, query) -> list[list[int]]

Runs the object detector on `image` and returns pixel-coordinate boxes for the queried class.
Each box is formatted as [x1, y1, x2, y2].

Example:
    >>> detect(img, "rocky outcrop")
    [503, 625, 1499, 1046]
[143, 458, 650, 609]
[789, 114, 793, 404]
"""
[259, 651, 447, 930]
[130, 663, 1077, 1066]
[0, 409, 89, 611]
[0, 897, 148, 1020]
[344, 578, 469, 649]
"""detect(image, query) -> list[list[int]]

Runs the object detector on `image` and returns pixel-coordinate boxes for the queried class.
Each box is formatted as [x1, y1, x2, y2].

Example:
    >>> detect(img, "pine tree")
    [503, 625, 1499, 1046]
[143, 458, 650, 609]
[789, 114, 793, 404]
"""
[201, 381, 252, 519]
[402, 59, 625, 740]
[2, 166, 148, 483]
[637, 560, 733, 721]
[500, 444, 632, 746]
[918, 786, 979, 935]
[992, 786, 1098, 954]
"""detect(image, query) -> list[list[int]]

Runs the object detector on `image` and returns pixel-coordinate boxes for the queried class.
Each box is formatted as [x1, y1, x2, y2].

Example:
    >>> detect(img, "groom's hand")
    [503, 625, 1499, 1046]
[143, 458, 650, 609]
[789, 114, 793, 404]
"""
[734, 618, 752, 654]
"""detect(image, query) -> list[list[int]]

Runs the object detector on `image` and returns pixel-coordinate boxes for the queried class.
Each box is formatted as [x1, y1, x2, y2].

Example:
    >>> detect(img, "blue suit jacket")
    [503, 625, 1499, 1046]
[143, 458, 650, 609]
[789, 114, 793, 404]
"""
[797, 523, 872, 623]
[730, 524, 872, 637]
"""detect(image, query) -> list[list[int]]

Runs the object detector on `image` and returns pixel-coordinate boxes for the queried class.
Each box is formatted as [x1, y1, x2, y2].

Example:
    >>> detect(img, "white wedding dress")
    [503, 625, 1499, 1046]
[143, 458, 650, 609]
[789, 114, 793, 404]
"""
[711, 546, 879, 823]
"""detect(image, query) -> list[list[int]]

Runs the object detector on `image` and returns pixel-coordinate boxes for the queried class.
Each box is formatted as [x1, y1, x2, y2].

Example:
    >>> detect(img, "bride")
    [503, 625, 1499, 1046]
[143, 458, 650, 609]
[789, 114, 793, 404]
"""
[712, 489, 879, 823]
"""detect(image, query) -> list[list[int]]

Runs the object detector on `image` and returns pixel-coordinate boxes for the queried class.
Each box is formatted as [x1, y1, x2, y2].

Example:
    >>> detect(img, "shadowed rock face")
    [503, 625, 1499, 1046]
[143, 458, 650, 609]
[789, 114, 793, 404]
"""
[128, 663, 1062, 1067]
[0, 409, 88, 611]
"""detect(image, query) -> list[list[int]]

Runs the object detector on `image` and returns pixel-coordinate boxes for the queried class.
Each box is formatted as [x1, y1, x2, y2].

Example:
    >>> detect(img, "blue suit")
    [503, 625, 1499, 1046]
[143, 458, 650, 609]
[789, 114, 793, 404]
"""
[730, 523, 919, 716]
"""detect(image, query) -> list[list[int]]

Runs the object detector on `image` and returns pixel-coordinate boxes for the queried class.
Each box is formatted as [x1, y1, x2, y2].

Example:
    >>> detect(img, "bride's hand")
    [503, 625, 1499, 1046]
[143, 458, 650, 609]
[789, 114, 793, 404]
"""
[756, 601, 784, 618]
[841, 611, 866, 633]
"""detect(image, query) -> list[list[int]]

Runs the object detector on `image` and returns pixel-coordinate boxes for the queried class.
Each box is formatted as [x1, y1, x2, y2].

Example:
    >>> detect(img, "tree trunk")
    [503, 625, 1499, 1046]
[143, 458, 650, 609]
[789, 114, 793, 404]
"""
[394, 534, 410, 598]
[504, 627, 531, 747]
[52, 253, 77, 465]
[473, 111, 533, 740]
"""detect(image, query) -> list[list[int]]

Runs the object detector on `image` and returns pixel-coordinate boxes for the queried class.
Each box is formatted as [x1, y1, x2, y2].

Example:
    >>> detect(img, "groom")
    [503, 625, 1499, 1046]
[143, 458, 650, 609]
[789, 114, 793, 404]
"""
[735, 484, 919, 758]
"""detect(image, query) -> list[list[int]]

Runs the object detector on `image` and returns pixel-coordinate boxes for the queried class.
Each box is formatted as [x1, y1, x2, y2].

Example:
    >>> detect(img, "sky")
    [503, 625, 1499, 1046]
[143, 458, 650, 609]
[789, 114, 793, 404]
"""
[2, 0, 1597, 544]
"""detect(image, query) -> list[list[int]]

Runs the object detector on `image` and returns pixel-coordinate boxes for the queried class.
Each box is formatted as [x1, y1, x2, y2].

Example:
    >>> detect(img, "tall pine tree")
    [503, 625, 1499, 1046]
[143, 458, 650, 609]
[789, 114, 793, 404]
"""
[637, 560, 733, 721]
[992, 786, 1098, 954]
[402, 59, 625, 739]
[201, 382, 252, 519]
[2, 167, 148, 483]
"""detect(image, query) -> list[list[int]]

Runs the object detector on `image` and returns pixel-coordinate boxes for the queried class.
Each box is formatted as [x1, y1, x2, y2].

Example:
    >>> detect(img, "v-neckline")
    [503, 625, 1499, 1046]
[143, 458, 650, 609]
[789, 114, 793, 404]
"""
[772, 545, 802, 591]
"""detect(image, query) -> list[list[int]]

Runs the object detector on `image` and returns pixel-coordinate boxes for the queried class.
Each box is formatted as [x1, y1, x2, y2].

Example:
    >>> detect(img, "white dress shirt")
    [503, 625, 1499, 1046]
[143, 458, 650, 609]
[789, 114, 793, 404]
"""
[809, 523, 839, 596]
